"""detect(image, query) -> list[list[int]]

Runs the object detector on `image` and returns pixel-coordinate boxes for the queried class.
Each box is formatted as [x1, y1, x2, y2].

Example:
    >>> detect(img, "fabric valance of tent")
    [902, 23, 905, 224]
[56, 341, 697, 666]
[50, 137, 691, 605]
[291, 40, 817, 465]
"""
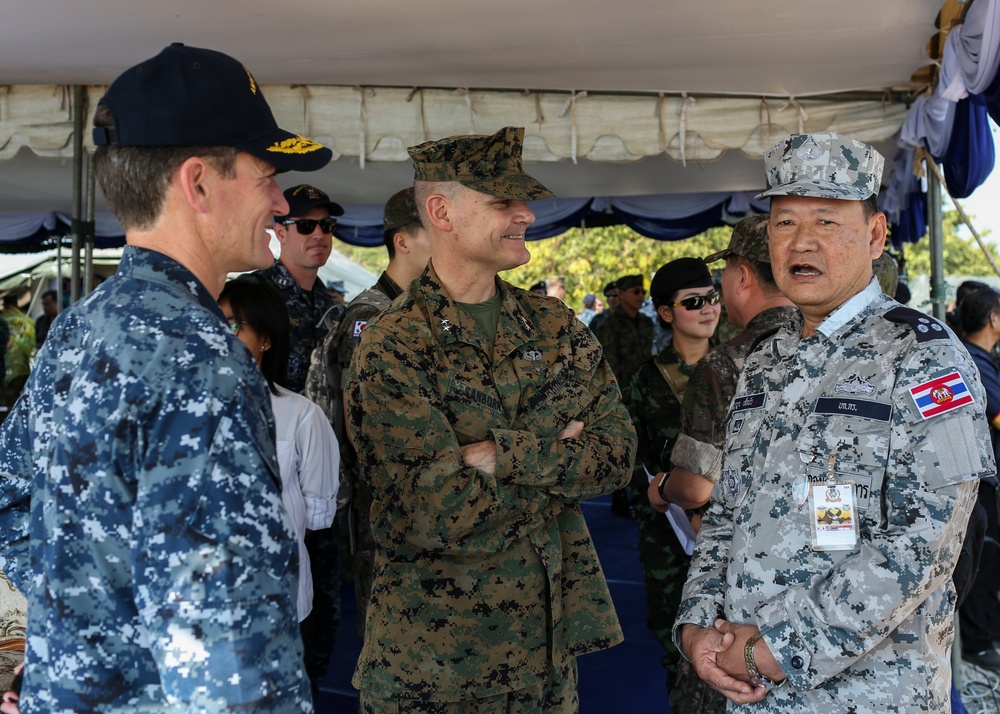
[887, 0, 1000, 247]
[0, 85, 907, 167]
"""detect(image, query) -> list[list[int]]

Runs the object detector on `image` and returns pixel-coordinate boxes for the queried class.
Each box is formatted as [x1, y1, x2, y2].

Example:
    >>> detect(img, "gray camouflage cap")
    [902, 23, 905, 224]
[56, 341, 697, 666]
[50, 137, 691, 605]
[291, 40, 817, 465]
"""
[408, 126, 555, 201]
[755, 132, 884, 202]
[704, 214, 770, 264]
[383, 187, 421, 232]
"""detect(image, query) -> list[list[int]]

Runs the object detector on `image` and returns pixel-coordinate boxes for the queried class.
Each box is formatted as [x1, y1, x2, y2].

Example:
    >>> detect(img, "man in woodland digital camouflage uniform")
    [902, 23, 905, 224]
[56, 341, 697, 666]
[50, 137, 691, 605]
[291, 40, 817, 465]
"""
[675, 132, 995, 712]
[346, 126, 636, 713]
[0, 43, 332, 711]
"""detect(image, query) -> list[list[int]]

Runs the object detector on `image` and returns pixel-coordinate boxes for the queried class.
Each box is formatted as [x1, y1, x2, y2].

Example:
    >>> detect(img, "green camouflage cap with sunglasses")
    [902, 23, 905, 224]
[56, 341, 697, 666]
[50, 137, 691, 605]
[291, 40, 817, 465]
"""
[408, 126, 555, 201]
[755, 132, 884, 202]
[704, 214, 771, 264]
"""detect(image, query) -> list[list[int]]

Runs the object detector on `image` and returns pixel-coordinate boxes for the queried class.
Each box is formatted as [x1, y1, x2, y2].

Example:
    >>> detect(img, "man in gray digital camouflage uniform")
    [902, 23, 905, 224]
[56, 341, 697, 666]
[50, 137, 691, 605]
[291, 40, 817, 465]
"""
[0, 44, 332, 711]
[675, 132, 995, 712]
[346, 126, 636, 713]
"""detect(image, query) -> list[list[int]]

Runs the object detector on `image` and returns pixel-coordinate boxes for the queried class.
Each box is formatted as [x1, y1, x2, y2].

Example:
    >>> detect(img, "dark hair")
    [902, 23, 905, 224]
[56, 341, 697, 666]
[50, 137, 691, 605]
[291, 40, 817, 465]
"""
[960, 287, 1000, 337]
[957, 280, 991, 306]
[218, 274, 290, 396]
[92, 105, 238, 231]
[860, 194, 880, 220]
[41, 290, 58, 301]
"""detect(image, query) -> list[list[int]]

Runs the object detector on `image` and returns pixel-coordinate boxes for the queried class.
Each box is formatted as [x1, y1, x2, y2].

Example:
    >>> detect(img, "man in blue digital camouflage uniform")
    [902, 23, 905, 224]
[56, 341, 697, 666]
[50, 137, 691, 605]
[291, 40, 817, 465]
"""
[0, 43, 331, 712]
[675, 132, 995, 712]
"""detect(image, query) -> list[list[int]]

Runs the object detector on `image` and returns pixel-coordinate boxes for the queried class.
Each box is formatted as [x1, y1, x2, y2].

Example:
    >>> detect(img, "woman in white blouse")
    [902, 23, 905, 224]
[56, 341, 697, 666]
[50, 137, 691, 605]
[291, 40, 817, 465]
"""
[219, 275, 339, 622]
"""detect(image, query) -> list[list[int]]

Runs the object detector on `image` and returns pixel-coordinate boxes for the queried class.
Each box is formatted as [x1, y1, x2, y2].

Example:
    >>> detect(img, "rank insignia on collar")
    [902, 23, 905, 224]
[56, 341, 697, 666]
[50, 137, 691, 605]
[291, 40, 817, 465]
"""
[440, 319, 452, 332]
[833, 375, 875, 395]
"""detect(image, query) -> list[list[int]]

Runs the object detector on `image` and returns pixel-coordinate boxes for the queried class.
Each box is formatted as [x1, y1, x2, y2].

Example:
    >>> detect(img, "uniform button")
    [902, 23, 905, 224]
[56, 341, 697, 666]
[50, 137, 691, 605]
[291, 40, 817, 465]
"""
[791, 655, 804, 669]
[948, 591, 958, 605]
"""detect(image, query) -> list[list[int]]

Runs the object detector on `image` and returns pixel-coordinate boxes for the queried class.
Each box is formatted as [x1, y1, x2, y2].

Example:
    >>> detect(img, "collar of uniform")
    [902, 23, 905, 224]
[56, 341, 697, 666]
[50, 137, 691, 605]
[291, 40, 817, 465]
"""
[816, 277, 883, 338]
[744, 304, 799, 336]
[116, 245, 224, 320]
[376, 271, 404, 301]
[266, 259, 326, 295]
[415, 264, 533, 352]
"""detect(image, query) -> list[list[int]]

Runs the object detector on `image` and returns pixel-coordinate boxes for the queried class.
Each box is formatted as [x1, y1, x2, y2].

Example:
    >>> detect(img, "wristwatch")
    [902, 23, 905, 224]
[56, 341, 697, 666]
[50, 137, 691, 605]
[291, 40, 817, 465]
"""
[744, 633, 784, 690]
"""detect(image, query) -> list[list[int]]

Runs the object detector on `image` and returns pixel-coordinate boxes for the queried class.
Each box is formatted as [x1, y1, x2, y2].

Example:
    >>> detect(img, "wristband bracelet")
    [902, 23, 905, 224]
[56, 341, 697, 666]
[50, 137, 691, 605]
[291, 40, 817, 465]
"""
[656, 472, 669, 501]
[744, 633, 783, 690]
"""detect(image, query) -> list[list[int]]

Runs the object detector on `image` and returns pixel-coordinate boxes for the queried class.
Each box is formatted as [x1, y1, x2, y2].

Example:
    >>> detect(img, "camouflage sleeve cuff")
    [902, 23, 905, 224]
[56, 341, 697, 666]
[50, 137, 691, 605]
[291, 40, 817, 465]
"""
[490, 428, 543, 488]
[671, 597, 725, 661]
[671, 433, 723, 484]
[754, 601, 822, 691]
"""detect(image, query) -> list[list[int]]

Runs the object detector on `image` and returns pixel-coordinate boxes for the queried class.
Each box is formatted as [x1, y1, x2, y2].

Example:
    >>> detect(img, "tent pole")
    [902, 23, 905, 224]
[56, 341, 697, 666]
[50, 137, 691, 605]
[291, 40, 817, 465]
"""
[927, 165, 946, 321]
[70, 85, 86, 305]
[83, 151, 94, 297]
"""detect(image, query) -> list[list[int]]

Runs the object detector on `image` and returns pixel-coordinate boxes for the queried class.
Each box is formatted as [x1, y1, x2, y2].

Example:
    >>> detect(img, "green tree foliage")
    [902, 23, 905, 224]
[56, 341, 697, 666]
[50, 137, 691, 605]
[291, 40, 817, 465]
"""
[895, 209, 999, 279]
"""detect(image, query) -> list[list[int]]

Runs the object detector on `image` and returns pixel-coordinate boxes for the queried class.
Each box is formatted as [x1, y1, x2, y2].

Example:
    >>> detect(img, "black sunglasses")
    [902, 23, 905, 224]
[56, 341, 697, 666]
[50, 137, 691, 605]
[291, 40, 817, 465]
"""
[670, 290, 721, 311]
[280, 217, 337, 235]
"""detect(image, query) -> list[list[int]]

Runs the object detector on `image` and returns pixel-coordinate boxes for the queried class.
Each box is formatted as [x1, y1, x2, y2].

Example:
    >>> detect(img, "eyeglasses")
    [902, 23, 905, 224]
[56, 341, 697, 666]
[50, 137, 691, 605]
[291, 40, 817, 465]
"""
[605, 292, 618, 298]
[279, 217, 338, 235]
[227, 320, 247, 335]
[626, 287, 646, 295]
[670, 291, 721, 311]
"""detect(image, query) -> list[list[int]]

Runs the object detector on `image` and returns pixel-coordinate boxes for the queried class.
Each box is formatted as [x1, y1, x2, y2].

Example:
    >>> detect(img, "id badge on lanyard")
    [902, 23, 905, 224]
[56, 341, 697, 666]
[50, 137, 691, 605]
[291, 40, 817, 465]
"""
[794, 454, 858, 551]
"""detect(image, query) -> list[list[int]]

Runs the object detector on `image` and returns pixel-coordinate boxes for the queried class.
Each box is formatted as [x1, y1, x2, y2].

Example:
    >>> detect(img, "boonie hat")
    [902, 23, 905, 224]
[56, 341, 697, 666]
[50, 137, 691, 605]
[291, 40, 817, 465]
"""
[279, 184, 344, 220]
[704, 214, 771, 264]
[649, 258, 713, 304]
[92, 43, 332, 173]
[408, 126, 555, 201]
[755, 132, 884, 202]
[383, 188, 421, 232]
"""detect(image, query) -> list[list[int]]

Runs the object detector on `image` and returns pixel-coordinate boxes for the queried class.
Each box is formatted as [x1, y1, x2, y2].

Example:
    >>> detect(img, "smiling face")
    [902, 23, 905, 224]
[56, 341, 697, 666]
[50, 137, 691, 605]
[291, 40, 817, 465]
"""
[447, 185, 537, 275]
[212, 153, 289, 275]
[659, 285, 720, 340]
[768, 195, 886, 335]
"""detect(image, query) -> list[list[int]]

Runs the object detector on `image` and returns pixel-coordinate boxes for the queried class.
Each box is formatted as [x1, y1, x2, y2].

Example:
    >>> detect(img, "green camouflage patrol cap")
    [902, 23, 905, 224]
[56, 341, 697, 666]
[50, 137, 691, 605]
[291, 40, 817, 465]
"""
[755, 132, 884, 202]
[704, 214, 770, 264]
[383, 187, 421, 232]
[407, 126, 555, 201]
[616, 274, 644, 291]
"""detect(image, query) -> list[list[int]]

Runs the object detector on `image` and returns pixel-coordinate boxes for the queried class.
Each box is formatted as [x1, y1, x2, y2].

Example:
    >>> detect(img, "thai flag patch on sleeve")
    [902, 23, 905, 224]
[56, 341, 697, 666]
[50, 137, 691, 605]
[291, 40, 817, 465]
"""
[908, 371, 975, 419]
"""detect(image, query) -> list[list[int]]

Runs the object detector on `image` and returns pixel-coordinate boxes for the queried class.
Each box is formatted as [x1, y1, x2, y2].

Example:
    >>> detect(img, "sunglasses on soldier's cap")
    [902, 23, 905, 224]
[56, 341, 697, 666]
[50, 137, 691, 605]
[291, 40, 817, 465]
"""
[279, 217, 338, 235]
[670, 291, 721, 310]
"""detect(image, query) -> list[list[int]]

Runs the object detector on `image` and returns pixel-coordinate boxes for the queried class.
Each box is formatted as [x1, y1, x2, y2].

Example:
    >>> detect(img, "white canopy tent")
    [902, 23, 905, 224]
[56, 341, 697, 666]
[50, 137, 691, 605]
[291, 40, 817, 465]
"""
[0, 0, 959, 216]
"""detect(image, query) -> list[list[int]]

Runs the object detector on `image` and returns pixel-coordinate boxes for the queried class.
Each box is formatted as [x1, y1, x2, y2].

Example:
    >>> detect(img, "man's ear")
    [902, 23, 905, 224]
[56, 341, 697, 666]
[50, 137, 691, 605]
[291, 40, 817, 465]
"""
[868, 212, 888, 261]
[176, 156, 212, 214]
[274, 221, 288, 246]
[425, 194, 453, 232]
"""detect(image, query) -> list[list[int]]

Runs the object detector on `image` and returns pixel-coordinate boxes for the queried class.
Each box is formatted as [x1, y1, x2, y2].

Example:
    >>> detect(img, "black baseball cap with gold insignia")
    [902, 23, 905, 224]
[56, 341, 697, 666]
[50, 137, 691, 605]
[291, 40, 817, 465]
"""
[92, 43, 332, 173]
[408, 126, 555, 201]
